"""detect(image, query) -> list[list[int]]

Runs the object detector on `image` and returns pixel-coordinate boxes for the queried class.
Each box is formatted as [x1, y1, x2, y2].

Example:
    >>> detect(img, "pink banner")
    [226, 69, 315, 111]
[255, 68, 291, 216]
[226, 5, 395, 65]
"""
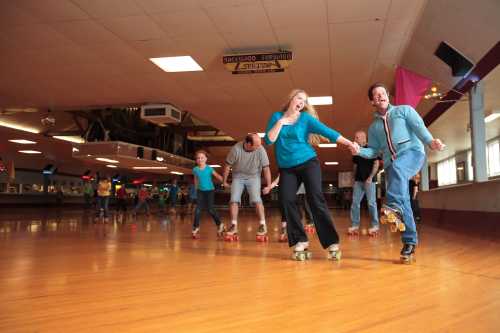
[394, 66, 432, 108]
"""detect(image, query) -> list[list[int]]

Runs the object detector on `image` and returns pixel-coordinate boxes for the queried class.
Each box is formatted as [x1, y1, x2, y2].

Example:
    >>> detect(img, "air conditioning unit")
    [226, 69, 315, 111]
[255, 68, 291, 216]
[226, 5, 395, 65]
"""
[140, 104, 182, 125]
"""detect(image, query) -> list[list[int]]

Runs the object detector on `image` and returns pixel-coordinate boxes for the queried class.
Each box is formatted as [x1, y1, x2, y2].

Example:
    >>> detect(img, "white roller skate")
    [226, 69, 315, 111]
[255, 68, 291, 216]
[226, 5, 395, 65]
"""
[368, 226, 379, 237]
[327, 243, 342, 261]
[192, 227, 200, 239]
[256, 223, 269, 242]
[347, 226, 360, 236]
[216, 222, 225, 238]
[224, 223, 239, 242]
[292, 241, 312, 261]
[279, 223, 287, 242]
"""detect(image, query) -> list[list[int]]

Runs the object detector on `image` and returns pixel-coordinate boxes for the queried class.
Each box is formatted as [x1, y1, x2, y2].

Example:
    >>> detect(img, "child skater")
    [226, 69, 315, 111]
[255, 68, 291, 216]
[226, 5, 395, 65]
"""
[191, 150, 225, 239]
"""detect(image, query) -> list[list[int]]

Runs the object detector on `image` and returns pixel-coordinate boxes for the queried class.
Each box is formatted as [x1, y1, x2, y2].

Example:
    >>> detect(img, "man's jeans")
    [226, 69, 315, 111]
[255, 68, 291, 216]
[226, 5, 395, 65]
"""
[385, 149, 425, 245]
[350, 181, 379, 228]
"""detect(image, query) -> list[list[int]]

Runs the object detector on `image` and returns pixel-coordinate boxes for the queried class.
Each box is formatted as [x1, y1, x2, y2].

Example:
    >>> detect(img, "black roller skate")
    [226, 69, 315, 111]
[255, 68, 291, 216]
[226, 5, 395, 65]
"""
[256, 224, 269, 242]
[292, 241, 312, 261]
[400, 244, 415, 264]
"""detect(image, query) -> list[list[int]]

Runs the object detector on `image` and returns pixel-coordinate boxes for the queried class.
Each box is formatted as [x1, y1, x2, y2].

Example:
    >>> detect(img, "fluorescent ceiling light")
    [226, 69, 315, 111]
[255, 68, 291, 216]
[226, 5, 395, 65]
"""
[96, 157, 119, 164]
[485, 111, 500, 123]
[0, 120, 40, 133]
[19, 150, 42, 154]
[133, 166, 168, 170]
[156, 157, 164, 162]
[170, 171, 184, 175]
[106, 164, 117, 168]
[9, 139, 36, 144]
[150, 56, 203, 72]
[72, 147, 79, 153]
[308, 96, 333, 106]
[209, 164, 221, 168]
[53, 136, 85, 143]
[143, 184, 152, 187]
[257, 133, 265, 138]
[324, 161, 339, 165]
[318, 143, 337, 148]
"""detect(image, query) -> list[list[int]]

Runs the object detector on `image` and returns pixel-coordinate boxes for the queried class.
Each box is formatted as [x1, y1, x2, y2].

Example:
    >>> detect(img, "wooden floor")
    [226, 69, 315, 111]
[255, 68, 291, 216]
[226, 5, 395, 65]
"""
[0, 207, 499, 333]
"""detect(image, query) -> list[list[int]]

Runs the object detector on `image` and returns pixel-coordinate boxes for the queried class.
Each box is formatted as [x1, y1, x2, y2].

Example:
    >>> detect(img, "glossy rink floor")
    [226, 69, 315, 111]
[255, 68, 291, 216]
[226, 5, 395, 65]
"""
[1, 207, 499, 333]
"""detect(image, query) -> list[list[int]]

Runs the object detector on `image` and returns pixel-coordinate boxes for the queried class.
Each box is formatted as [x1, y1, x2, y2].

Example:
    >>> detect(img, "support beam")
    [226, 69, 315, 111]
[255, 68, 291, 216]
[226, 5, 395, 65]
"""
[469, 81, 488, 182]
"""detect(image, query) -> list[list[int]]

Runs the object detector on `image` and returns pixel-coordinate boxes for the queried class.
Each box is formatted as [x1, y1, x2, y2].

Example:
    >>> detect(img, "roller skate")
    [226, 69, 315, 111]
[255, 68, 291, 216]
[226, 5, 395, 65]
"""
[216, 222, 225, 238]
[224, 223, 239, 242]
[400, 243, 415, 264]
[327, 243, 342, 261]
[347, 226, 360, 236]
[367, 226, 379, 237]
[380, 205, 406, 232]
[192, 227, 200, 239]
[304, 222, 315, 234]
[279, 224, 287, 242]
[256, 224, 269, 242]
[292, 241, 312, 261]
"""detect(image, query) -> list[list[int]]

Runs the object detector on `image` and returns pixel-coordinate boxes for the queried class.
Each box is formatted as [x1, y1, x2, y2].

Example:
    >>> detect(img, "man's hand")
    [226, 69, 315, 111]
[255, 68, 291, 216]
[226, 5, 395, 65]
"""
[223, 181, 230, 189]
[349, 141, 360, 155]
[262, 186, 273, 195]
[429, 138, 445, 151]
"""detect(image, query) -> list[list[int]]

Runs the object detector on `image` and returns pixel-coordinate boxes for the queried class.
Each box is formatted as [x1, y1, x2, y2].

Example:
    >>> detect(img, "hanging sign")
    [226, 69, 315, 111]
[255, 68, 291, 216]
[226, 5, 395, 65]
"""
[223, 51, 292, 74]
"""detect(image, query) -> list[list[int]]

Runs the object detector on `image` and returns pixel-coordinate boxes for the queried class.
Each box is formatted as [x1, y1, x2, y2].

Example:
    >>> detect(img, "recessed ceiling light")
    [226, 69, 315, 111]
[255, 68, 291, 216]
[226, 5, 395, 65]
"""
[9, 139, 36, 144]
[52, 136, 85, 143]
[106, 164, 117, 168]
[0, 120, 40, 133]
[132, 166, 168, 170]
[96, 158, 119, 164]
[324, 161, 339, 165]
[150, 56, 203, 72]
[18, 150, 42, 154]
[309, 96, 333, 106]
[318, 143, 337, 148]
[156, 157, 164, 162]
[72, 147, 79, 153]
[257, 133, 265, 138]
[209, 164, 221, 168]
[170, 171, 184, 175]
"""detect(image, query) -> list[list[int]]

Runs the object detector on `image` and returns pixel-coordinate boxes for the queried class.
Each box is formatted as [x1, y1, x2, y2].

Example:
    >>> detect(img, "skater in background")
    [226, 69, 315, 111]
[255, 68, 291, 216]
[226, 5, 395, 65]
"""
[115, 185, 128, 214]
[187, 176, 197, 214]
[96, 176, 111, 221]
[83, 181, 93, 209]
[133, 185, 150, 216]
[348, 130, 380, 236]
[222, 133, 271, 241]
[192, 150, 225, 238]
[262, 175, 314, 241]
[264, 88, 359, 260]
[169, 178, 179, 213]
[354, 83, 444, 263]
[409, 173, 422, 223]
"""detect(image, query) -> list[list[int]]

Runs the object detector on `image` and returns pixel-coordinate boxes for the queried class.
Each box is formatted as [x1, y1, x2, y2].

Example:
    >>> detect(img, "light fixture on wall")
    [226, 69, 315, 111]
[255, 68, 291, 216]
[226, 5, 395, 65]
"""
[485, 110, 500, 123]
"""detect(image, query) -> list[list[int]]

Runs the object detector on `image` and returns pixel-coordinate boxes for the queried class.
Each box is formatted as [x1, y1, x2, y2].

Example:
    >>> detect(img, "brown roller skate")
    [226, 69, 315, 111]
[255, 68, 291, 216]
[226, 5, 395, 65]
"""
[380, 205, 405, 232]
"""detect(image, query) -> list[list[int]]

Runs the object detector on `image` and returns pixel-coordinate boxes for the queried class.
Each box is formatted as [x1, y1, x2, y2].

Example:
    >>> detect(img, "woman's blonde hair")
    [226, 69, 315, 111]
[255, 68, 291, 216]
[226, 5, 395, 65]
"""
[281, 89, 327, 146]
